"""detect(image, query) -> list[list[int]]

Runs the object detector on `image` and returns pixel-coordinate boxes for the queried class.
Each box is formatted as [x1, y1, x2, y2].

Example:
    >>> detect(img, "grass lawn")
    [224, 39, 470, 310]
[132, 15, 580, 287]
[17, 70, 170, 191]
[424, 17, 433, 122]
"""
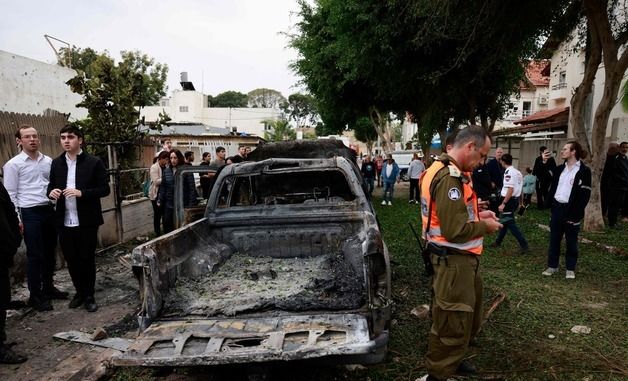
[355, 184, 628, 381]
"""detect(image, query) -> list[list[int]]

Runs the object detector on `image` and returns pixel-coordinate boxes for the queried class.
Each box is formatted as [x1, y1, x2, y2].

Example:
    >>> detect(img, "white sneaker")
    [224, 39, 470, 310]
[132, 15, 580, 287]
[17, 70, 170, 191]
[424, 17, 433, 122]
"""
[381, 200, 386, 206]
[542, 267, 558, 276]
[387, 201, 392, 206]
[566, 270, 575, 279]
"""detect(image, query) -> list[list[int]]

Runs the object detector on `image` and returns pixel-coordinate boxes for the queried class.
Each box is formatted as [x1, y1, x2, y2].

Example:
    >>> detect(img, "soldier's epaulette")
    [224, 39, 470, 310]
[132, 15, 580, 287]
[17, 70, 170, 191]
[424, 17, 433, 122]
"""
[448, 165, 461, 178]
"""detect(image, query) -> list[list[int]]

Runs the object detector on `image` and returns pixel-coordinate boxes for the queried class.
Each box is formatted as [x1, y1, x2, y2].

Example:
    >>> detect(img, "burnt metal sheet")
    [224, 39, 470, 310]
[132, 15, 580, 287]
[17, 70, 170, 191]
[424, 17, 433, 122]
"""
[112, 314, 373, 366]
[54, 331, 133, 352]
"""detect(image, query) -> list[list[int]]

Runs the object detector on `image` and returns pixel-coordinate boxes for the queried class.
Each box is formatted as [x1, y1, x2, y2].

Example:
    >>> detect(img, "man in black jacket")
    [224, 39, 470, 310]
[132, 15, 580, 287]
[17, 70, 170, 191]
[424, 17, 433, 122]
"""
[47, 125, 110, 312]
[542, 141, 591, 280]
[607, 142, 628, 228]
[0, 182, 27, 363]
[532, 146, 557, 210]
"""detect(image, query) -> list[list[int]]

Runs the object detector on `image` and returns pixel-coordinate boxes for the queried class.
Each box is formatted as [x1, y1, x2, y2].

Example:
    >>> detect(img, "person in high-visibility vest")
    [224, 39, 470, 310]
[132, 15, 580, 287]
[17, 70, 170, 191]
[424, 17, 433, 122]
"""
[418, 126, 502, 381]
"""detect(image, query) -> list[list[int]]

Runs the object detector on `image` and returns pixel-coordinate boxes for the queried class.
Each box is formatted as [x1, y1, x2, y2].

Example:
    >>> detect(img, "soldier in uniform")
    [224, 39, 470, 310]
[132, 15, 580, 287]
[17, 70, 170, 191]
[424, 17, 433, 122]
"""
[418, 126, 502, 381]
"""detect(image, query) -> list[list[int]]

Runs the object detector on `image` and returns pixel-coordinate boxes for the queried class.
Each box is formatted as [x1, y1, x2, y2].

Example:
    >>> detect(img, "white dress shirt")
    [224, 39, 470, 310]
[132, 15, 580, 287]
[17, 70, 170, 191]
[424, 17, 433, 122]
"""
[501, 166, 523, 197]
[554, 160, 581, 203]
[63, 151, 81, 227]
[2, 151, 52, 215]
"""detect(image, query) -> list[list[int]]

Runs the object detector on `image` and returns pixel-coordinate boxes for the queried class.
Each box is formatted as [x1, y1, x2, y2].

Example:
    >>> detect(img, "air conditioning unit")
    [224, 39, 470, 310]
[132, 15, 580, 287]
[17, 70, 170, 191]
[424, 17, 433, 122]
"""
[538, 96, 549, 105]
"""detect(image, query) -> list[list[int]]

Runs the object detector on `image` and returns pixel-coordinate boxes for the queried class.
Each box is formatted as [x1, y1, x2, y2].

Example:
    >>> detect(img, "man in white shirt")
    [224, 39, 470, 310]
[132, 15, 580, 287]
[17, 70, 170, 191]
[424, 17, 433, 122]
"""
[2, 125, 67, 311]
[490, 153, 529, 253]
[542, 141, 591, 279]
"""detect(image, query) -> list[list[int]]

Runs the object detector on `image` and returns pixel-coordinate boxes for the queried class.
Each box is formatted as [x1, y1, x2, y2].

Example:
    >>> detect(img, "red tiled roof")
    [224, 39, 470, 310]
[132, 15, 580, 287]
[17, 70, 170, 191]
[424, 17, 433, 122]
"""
[520, 60, 551, 89]
[514, 106, 569, 125]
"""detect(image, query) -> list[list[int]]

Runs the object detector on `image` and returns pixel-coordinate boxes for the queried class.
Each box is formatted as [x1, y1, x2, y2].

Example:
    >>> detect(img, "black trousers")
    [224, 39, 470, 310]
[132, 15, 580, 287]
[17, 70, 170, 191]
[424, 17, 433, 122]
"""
[20, 205, 57, 296]
[409, 178, 420, 201]
[59, 226, 98, 298]
[536, 180, 550, 209]
[151, 200, 162, 236]
[607, 189, 627, 227]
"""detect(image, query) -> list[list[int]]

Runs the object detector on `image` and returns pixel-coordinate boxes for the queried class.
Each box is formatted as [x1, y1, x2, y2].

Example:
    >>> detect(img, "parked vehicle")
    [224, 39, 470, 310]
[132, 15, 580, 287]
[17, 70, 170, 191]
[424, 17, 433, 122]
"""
[114, 141, 392, 367]
[391, 150, 423, 181]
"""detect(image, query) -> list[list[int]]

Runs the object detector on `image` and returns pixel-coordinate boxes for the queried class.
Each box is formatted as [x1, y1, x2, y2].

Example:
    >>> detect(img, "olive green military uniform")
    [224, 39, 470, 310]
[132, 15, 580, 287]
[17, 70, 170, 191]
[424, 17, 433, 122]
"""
[422, 154, 488, 379]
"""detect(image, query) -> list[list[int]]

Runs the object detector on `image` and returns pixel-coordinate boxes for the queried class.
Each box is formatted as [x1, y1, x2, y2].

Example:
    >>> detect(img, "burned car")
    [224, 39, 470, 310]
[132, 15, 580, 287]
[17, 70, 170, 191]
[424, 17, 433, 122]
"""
[113, 141, 392, 367]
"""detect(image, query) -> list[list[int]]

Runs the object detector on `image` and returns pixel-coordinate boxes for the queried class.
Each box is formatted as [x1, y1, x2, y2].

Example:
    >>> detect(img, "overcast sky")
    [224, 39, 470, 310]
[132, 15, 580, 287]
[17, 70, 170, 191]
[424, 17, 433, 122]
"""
[1, 0, 304, 98]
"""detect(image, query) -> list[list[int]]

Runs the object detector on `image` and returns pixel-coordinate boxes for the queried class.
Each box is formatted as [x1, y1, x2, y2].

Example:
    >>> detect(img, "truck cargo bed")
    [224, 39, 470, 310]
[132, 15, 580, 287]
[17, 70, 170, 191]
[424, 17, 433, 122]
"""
[163, 252, 364, 317]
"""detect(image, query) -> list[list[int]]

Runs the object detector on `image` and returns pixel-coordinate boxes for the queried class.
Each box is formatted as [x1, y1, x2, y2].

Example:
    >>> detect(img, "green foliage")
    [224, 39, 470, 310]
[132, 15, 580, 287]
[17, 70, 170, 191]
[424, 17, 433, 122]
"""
[209, 91, 248, 108]
[352, 116, 378, 144]
[290, 0, 572, 133]
[263, 119, 296, 141]
[280, 93, 319, 128]
[64, 47, 168, 166]
[247, 88, 286, 108]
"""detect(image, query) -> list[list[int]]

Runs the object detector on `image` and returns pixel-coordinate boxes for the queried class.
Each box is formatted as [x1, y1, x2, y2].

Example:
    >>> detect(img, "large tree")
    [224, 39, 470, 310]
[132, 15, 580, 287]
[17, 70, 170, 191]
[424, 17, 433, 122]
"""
[352, 116, 378, 155]
[290, 0, 571, 150]
[563, 0, 628, 231]
[247, 88, 286, 108]
[280, 93, 319, 128]
[209, 90, 248, 108]
[64, 48, 168, 165]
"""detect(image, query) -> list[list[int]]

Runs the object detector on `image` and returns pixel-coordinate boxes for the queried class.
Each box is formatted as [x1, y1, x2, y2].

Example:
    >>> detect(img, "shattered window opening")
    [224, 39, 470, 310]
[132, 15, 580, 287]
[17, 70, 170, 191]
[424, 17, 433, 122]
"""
[217, 170, 355, 208]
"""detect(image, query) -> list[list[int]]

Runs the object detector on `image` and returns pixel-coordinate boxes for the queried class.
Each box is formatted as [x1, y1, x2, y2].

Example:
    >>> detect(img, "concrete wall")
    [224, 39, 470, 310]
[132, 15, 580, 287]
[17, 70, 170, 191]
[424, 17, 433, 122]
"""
[0, 50, 87, 120]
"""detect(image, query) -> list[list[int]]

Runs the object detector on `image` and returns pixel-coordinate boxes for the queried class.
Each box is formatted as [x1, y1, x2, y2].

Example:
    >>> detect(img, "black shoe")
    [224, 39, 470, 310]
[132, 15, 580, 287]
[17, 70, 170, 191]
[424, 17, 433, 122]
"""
[27, 295, 53, 312]
[43, 287, 69, 300]
[84, 297, 98, 313]
[68, 294, 85, 309]
[489, 242, 500, 248]
[456, 360, 477, 376]
[0, 344, 27, 364]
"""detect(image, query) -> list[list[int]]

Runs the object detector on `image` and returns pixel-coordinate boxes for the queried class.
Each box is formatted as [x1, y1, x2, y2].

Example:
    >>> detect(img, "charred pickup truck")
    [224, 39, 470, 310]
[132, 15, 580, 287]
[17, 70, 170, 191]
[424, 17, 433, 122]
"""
[113, 141, 392, 367]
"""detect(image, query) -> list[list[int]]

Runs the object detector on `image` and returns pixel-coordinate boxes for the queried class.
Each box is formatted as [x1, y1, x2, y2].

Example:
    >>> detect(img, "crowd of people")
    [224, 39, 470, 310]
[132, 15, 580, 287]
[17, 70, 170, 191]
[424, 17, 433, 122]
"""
[147, 140, 251, 235]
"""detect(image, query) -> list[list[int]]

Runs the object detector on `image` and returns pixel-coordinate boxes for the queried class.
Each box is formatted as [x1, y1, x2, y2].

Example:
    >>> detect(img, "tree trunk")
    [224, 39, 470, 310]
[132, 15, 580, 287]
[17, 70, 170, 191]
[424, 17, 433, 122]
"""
[569, 18, 601, 154]
[369, 106, 393, 153]
[437, 125, 448, 153]
[580, 0, 628, 232]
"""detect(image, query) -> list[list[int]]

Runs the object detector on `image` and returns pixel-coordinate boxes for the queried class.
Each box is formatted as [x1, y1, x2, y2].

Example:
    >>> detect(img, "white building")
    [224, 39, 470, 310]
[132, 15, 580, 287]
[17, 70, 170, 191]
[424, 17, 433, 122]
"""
[494, 60, 551, 131]
[141, 87, 281, 138]
[545, 34, 627, 141]
[0, 50, 87, 119]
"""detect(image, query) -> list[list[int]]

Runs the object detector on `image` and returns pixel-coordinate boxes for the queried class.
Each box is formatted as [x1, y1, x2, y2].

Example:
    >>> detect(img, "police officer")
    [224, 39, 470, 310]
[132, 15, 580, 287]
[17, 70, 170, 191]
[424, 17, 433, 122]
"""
[419, 126, 502, 381]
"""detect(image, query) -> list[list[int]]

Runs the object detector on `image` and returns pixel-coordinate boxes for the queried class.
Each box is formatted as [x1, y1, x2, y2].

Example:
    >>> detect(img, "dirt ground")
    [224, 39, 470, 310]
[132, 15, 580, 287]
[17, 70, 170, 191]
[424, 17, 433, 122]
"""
[0, 245, 141, 381]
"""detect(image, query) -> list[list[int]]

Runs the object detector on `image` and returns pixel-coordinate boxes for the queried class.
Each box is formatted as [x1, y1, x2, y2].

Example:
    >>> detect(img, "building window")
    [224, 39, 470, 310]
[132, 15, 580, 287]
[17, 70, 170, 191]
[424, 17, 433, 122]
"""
[179, 106, 189, 112]
[558, 71, 566, 85]
[522, 101, 532, 117]
[160, 99, 170, 107]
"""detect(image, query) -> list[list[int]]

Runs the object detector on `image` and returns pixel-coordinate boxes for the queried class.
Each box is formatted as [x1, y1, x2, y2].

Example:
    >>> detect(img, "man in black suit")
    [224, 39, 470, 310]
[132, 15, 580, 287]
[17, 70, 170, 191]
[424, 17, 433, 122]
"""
[0, 182, 27, 363]
[47, 125, 110, 312]
[532, 146, 556, 210]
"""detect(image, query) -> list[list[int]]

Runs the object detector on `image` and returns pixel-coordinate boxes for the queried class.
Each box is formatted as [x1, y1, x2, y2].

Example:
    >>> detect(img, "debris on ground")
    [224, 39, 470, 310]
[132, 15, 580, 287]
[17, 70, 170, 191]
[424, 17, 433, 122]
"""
[411, 304, 430, 319]
[478, 292, 507, 333]
[570, 325, 591, 334]
[91, 327, 108, 341]
[53, 330, 132, 352]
